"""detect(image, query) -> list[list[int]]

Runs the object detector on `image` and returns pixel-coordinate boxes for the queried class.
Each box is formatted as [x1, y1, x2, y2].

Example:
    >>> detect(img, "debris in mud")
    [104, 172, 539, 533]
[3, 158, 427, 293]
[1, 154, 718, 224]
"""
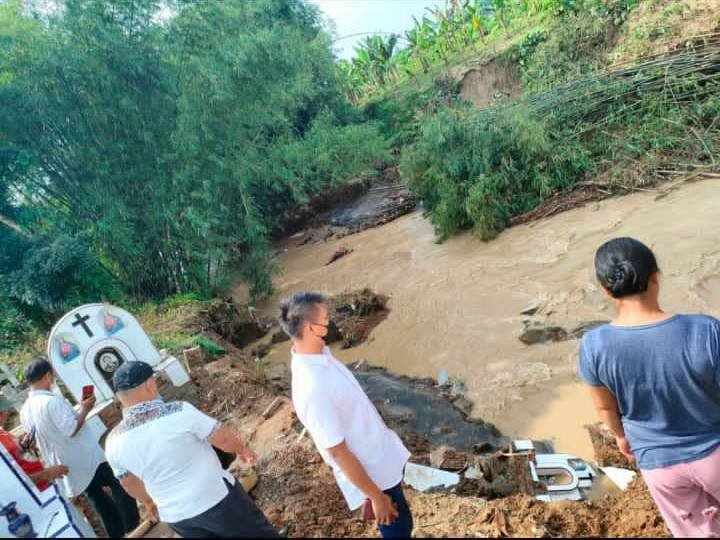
[509, 183, 607, 227]
[519, 321, 568, 345]
[326, 246, 354, 266]
[585, 422, 637, 469]
[333, 192, 418, 235]
[274, 178, 370, 238]
[183, 345, 204, 370]
[326, 289, 390, 348]
[354, 365, 508, 455]
[519, 319, 610, 345]
[462, 452, 535, 500]
[206, 298, 269, 349]
[431, 446, 469, 471]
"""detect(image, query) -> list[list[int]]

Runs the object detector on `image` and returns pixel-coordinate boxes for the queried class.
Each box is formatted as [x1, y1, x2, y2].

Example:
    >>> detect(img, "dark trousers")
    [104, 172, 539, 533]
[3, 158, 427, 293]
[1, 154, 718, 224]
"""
[169, 479, 279, 538]
[378, 483, 414, 539]
[85, 461, 140, 537]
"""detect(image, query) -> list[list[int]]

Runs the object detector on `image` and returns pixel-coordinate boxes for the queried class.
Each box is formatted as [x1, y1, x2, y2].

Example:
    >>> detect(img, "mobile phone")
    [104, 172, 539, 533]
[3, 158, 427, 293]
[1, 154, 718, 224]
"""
[82, 385, 94, 400]
[361, 499, 375, 521]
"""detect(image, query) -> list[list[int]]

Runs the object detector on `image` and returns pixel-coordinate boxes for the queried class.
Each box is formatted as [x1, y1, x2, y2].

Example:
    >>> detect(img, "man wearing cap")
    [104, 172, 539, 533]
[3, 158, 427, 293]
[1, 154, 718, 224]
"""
[20, 358, 140, 537]
[0, 392, 68, 490]
[106, 361, 278, 538]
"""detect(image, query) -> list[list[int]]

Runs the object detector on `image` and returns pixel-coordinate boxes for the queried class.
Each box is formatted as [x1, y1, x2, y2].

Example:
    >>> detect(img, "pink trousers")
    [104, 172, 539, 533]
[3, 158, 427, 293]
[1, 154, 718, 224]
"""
[642, 446, 720, 538]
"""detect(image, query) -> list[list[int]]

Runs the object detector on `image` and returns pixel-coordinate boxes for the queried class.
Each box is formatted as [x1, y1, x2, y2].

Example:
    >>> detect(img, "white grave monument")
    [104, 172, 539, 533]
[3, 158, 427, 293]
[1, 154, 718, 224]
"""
[0, 444, 95, 538]
[47, 303, 191, 439]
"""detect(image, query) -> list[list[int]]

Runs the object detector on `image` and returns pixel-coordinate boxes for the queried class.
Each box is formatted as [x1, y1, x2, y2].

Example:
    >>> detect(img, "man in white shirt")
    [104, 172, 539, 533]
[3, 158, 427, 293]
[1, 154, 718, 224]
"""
[20, 358, 140, 537]
[279, 292, 413, 538]
[105, 361, 278, 538]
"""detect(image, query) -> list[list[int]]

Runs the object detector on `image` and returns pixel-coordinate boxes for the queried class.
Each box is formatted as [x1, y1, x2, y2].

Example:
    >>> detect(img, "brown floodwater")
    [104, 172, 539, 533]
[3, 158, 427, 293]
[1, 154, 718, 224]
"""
[246, 179, 720, 461]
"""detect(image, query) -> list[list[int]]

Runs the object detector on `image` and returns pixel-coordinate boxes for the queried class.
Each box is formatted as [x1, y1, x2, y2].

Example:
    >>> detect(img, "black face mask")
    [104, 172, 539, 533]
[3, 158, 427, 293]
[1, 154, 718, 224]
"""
[312, 320, 341, 344]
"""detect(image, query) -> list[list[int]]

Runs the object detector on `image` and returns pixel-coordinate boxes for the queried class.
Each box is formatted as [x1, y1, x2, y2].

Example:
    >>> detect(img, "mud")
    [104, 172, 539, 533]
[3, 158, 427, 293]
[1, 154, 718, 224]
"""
[355, 366, 508, 456]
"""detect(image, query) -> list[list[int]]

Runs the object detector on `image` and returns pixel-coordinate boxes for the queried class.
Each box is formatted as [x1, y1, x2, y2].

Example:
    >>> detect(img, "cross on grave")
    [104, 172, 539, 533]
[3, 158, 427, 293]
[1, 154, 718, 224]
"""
[71, 312, 94, 338]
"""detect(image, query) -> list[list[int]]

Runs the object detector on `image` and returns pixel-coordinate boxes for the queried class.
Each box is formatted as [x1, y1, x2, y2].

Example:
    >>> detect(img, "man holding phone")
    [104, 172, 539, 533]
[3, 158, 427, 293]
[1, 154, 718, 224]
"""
[20, 358, 140, 537]
[0, 392, 68, 490]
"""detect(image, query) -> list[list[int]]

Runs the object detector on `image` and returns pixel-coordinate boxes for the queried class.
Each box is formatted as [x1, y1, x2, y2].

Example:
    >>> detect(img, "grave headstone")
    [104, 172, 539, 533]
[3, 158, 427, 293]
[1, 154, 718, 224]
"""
[47, 303, 191, 437]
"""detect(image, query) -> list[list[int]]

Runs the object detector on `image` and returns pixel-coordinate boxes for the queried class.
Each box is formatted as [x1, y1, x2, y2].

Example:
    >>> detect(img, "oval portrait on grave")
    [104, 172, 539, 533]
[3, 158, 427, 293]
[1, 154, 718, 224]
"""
[96, 349, 123, 375]
[54, 333, 81, 364]
[97, 304, 125, 337]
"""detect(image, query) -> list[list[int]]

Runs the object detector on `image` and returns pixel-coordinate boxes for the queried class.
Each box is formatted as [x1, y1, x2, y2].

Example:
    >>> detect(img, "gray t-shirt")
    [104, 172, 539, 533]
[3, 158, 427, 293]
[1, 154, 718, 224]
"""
[579, 314, 720, 470]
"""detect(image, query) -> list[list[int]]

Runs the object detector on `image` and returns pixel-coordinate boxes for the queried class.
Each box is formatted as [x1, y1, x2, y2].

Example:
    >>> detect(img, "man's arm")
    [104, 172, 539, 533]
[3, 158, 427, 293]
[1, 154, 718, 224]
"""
[119, 473, 158, 522]
[587, 385, 633, 460]
[70, 396, 96, 437]
[208, 424, 257, 465]
[29, 464, 69, 485]
[327, 441, 399, 526]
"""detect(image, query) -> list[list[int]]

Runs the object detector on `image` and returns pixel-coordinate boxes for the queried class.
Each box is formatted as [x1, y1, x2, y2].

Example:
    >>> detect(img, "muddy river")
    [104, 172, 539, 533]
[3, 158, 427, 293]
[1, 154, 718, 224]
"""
[248, 179, 720, 461]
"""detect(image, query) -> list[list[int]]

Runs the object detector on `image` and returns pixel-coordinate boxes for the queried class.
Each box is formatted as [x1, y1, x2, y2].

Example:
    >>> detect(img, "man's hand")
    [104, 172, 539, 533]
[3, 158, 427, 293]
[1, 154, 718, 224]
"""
[140, 499, 159, 523]
[616, 436, 635, 461]
[370, 493, 398, 526]
[80, 395, 96, 413]
[237, 447, 257, 466]
[46, 464, 69, 481]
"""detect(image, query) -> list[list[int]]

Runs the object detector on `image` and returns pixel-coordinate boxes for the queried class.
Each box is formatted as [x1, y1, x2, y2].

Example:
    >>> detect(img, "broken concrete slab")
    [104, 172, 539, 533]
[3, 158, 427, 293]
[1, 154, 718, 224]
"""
[601, 467, 637, 491]
[404, 462, 460, 492]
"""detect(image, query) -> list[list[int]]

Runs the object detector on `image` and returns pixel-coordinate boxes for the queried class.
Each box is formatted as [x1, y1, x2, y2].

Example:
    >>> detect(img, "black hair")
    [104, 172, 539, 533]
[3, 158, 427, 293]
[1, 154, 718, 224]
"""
[24, 357, 53, 385]
[278, 292, 326, 339]
[595, 237, 659, 298]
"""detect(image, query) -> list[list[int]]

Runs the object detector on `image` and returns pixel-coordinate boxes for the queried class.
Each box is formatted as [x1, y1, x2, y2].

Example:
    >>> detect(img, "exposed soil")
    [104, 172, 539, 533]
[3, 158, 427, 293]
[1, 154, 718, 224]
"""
[273, 179, 371, 238]
[205, 298, 269, 349]
[459, 59, 522, 108]
[288, 184, 418, 248]
[585, 422, 637, 470]
[326, 289, 391, 349]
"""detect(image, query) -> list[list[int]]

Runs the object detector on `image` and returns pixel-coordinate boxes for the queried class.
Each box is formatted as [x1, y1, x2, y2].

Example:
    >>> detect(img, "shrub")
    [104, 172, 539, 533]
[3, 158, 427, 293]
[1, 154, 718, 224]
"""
[401, 105, 593, 240]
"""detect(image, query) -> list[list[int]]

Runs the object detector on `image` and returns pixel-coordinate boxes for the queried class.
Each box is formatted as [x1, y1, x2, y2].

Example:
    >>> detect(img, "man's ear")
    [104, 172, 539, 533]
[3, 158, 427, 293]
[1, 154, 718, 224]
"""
[649, 272, 660, 286]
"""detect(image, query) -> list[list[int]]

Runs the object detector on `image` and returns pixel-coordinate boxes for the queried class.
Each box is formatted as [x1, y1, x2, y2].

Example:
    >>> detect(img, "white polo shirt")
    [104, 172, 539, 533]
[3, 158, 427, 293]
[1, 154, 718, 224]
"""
[291, 347, 410, 510]
[105, 400, 234, 524]
[20, 390, 106, 497]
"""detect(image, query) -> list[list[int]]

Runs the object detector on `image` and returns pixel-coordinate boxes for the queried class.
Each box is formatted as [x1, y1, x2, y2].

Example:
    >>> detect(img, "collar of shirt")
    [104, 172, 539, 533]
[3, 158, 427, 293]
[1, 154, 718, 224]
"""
[122, 399, 165, 418]
[291, 346, 330, 366]
[117, 399, 182, 435]
[28, 389, 55, 397]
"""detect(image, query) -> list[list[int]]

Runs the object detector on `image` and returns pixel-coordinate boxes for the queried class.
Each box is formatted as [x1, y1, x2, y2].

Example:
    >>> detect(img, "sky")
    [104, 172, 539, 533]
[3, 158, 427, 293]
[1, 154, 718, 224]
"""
[310, 0, 443, 60]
